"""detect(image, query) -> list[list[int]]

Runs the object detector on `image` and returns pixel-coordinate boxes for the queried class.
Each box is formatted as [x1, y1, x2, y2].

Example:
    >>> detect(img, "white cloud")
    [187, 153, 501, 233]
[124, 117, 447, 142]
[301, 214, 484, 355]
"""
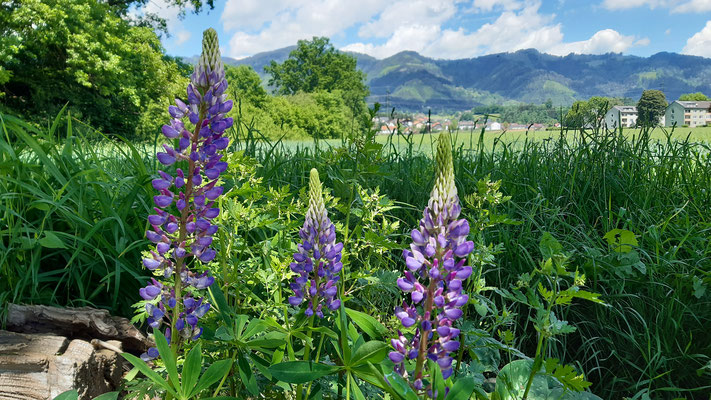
[682, 20, 711, 57]
[471, 0, 523, 12]
[131, 0, 192, 47]
[343, 25, 442, 58]
[673, 0, 711, 13]
[222, 0, 650, 59]
[221, 0, 292, 31]
[223, 0, 387, 58]
[548, 29, 644, 55]
[358, 0, 459, 39]
[600, 0, 711, 13]
[343, 2, 646, 59]
[175, 31, 191, 46]
[601, 0, 667, 10]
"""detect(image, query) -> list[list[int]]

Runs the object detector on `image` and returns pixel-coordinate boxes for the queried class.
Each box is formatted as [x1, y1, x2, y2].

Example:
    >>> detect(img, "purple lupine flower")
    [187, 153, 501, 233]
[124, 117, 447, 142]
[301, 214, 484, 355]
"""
[288, 168, 343, 318]
[139, 28, 231, 362]
[389, 133, 474, 393]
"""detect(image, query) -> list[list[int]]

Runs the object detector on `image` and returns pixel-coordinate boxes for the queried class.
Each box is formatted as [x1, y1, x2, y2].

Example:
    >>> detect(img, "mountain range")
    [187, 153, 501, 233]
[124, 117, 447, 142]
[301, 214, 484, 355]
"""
[191, 48, 711, 112]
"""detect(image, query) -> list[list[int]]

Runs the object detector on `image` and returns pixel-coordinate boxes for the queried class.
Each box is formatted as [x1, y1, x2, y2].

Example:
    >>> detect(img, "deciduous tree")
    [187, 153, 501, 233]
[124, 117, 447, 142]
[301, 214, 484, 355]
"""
[637, 90, 667, 127]
[0, 0, 187, 137]
[264, 37, 368, 102]
[679, 92, 708, 101]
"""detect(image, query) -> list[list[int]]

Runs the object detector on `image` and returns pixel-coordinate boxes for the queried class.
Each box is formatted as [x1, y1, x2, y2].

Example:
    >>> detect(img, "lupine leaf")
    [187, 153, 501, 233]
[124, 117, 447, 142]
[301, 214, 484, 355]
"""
[182, 343, 202, 395]
[345, 307, 387, 339]
[191, 359, 233, 397]
[153, 330, 180, 392]
[350, 340, 388, 367]
[121, 353, 177, 396]
[268, 361, 341, 384]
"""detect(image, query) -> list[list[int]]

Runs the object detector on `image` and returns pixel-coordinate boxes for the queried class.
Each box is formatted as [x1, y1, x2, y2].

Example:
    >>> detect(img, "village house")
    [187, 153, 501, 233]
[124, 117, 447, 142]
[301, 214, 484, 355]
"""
[604, 106, 638, 128]
[665, 100, 711, 127]
[458, 120, 476, 130]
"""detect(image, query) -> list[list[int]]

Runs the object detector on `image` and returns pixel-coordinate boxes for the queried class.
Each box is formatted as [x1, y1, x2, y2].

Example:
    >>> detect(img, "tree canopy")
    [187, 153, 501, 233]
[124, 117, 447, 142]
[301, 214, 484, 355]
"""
[637, 90, 667, 127]
[679, 92, 708, 101]
[0, 0, 188, 137]
[565, 96, 621, 129]
[225, 65, 268, 107]
[264, 37, 368, 101]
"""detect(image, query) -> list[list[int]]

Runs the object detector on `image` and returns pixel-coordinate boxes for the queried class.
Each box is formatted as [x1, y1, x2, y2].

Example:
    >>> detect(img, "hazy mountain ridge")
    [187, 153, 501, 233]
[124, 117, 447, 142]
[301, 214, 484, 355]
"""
[187, 48, 711, 112]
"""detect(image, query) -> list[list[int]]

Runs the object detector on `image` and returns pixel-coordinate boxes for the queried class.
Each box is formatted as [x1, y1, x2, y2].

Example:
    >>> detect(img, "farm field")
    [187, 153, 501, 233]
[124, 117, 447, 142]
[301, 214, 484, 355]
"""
[274, 126, 711, 154]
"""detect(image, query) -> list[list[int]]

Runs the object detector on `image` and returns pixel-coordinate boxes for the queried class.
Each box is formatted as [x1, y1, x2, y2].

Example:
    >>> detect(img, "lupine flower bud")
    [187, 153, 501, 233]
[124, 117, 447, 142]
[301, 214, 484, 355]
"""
[140, 28, 231, 361]
[389, 133, 474, 389]
[288, 169, 342, 318]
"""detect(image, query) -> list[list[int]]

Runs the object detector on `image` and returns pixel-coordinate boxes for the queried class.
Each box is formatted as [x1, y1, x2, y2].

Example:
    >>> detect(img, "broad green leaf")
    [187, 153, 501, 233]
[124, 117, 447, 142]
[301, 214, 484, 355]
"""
[446, 376, 482, 400]
[92, 393, 119, 400]
[268, 361, 342, 384]
[209, 284, 234, 326]
[191, 359, 233, 397]
[539, 232, 563, 259]
[350, 340, 388, 367]
[121, 353, 177, 396]
[238, 353, 259, 396]
[603, 229, 638, 253]
[154, 330, 180, 392]
[214, 326, 235, 341]
[349, 373, 367, 400]
[384, 369, 419, 400]
[428, 359, 446, 400]
[40, 231, 66, 249]
[495, 360, 557, 400]
[338, 305, 351, 363]
[345, 307, 387, 339]
[182, 343, 202, 395]
[53, 390, 78, 400]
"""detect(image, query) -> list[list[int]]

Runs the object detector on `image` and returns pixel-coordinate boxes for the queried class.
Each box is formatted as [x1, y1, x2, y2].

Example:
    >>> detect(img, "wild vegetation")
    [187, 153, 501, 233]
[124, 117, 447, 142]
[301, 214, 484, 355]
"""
[1, 2, 711, 399]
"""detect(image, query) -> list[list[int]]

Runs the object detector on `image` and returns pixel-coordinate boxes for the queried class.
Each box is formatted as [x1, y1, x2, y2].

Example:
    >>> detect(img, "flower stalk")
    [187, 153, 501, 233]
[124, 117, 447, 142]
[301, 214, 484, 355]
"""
[389, 133, 474, 397]
[139, 28, 232, 361]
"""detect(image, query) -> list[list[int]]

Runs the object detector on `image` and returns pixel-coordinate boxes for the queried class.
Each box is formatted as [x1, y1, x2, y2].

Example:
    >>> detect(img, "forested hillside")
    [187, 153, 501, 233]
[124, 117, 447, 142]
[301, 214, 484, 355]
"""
[225, 47, 711, 112]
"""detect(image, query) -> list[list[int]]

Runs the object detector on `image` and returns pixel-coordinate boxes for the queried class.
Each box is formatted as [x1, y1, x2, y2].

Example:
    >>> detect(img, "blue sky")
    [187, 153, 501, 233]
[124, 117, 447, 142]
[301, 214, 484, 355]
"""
[136, 0, 711, 60]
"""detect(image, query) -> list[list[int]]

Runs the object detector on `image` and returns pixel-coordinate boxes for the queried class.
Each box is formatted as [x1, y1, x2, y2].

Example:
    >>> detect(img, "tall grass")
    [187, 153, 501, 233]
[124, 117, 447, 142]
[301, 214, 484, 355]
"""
[0, 111, 156, 316]
[2, 108, 710, 397]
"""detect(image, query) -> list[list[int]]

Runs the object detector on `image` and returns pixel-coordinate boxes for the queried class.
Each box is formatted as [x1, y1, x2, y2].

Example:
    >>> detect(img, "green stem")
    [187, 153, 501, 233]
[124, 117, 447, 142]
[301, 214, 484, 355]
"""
[296, 315, 316, 400]
[212, 349, 237, 397]
[346, 373, 351, 400]
[305, 331, 326, 398]
[522, 294, 555, 400]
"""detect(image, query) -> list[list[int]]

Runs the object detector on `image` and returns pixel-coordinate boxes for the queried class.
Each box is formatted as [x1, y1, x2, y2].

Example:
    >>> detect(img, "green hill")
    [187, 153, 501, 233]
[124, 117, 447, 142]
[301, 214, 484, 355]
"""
[190, 48, 711, 112]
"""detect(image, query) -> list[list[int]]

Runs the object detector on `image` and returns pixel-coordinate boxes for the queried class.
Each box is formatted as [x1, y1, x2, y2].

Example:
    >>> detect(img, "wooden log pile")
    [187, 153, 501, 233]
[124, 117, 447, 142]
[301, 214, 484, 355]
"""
[0, 304, 150, 400]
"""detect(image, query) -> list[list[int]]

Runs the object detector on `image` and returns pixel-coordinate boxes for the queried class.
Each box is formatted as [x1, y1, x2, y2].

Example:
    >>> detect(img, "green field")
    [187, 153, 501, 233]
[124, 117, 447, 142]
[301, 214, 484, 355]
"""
[274, 126, 711, 154]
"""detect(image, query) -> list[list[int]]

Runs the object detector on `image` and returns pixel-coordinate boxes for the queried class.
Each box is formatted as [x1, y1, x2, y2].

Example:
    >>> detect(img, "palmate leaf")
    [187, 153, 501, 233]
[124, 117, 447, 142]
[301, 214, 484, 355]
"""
[543, 358, 592, 392]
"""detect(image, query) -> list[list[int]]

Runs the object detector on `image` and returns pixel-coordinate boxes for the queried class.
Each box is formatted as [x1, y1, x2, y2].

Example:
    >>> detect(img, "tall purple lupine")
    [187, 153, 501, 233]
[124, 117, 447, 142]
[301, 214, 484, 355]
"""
[139, 28, 232, 360]
[389, 133, 474, 395]
[288, 168, 343, 318]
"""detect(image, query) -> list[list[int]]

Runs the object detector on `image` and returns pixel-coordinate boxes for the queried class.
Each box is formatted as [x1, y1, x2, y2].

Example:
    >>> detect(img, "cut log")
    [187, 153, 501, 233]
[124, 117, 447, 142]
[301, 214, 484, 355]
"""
[6, 304, 150, 353]
[0, 330, 123, 400]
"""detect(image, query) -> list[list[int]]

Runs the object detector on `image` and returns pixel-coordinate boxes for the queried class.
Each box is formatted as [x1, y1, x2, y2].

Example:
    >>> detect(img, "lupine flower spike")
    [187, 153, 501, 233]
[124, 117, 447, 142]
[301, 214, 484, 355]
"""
[288, 168, 343, 318]
[389, 133, 474, 396]
[139, 28, 232, 361]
